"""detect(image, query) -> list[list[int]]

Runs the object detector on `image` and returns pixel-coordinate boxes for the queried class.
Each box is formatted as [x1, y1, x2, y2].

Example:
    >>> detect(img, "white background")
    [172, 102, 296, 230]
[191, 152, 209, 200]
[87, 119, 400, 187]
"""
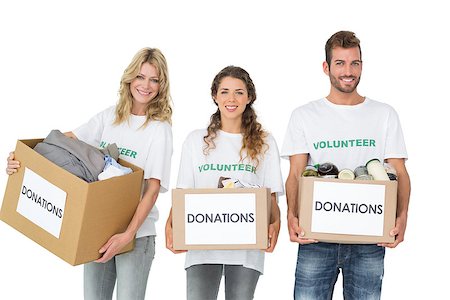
[0, 0, 447, 299]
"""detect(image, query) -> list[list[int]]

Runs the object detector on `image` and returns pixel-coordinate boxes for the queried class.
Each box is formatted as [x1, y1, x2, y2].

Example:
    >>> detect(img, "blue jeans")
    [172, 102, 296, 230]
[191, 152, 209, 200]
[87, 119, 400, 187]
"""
[84, 236, 155, 300]
[187, 264, 260, 300]
[294, 243, 385, 300]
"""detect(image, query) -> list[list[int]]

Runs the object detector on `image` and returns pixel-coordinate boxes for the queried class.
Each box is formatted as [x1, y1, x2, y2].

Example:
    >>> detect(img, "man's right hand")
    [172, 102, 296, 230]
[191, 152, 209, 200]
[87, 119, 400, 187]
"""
[288, 214, 318, 244]
[6, 152, 20, 175]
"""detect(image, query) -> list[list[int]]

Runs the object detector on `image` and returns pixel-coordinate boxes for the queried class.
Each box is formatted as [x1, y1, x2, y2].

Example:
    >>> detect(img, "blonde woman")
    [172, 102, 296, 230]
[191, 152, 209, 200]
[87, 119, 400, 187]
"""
[166, 66, 283, 300]
[7, 48, 173, 300]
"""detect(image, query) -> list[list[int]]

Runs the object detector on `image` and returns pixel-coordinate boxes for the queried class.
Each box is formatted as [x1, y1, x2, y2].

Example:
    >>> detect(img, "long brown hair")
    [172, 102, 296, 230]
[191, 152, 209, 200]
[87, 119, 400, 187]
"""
[204, 66, 267, 166]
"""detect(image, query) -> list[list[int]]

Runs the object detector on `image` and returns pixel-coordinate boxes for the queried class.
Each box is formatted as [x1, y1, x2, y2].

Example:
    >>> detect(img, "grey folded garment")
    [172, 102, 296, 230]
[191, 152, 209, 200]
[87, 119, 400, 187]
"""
[34, 129, 118, 182]
[100, 143, 119, 161]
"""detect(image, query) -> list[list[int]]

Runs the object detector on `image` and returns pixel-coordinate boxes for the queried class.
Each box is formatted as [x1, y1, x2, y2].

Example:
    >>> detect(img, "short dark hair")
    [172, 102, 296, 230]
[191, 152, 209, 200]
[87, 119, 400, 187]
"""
[325, 31, 361, 66]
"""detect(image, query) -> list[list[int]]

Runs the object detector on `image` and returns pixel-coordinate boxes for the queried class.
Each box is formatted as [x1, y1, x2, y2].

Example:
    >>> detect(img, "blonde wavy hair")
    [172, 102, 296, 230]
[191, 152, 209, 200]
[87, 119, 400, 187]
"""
[114, 48, 172, 126]
[204, 66, 268, 167]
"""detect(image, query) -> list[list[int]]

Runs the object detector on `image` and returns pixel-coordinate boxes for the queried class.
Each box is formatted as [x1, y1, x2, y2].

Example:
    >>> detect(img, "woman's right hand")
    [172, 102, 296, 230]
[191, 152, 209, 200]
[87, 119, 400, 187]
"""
[165, 209, 187, 254]
[6, 152, 20, 175]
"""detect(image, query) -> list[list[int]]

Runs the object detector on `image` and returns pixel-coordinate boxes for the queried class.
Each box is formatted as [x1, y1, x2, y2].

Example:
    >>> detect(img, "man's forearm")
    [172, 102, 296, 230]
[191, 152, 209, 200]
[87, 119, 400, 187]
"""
[286, 174, 299, 218]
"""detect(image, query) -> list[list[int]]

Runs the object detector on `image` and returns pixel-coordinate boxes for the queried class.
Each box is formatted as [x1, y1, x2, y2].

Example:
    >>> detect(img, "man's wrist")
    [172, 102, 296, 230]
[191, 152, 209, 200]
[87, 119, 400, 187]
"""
[287, 211, 298, 219]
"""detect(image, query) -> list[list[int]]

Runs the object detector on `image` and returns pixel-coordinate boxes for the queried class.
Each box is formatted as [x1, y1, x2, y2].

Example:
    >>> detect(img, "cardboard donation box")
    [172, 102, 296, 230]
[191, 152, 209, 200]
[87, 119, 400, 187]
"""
[172, 188, 271, 250]
[0, 139, 144, 265]
[299, 177, 397, 244]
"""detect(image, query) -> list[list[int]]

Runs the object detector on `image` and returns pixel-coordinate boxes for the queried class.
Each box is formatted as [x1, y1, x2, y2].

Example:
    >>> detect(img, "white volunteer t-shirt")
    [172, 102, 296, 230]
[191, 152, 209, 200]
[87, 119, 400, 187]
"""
[281, 98, 407, 169]
[73, 106, 173, 238]
[177, 129, 284, 274]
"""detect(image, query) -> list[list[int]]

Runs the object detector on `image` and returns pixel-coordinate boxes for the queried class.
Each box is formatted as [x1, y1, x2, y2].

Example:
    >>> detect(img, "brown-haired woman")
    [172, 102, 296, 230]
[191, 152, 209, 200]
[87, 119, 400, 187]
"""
[166, 66, 283, 300]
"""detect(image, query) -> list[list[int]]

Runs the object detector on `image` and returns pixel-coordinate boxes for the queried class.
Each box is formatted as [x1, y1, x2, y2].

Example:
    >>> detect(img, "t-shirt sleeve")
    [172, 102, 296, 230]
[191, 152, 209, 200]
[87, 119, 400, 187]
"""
[176, 134, 196, 189]
[72, 108, 110, 147]
[263, 135, 285, 197]
[280, 108, 309, 159]
[144, 122, 173, 193]
[384, 107, 408, 160]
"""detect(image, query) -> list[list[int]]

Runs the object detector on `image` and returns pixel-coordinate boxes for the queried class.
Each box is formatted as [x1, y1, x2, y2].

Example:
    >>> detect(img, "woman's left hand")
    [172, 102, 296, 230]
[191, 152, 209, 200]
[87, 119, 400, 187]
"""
[95, 232, 133, 263]
[266, 221, 280, 253]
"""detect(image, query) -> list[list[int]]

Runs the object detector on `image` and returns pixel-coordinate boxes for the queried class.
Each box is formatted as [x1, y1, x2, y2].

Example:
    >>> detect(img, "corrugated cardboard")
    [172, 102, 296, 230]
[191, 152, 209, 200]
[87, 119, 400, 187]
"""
[0, 139, 144, 265]
[299, 177, 397, 244]
[172, 188, 271, 250]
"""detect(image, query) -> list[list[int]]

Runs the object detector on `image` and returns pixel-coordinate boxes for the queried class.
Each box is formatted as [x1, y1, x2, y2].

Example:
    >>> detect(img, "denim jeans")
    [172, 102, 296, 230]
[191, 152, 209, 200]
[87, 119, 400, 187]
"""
[84, 236, 155, 300]
[187, 264, 260, 300]
[294, 243, 385, 300]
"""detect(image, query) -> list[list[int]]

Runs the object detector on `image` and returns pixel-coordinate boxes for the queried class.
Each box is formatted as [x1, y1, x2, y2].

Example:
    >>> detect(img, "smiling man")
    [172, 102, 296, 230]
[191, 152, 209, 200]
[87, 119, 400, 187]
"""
[281, 31, 411, 299]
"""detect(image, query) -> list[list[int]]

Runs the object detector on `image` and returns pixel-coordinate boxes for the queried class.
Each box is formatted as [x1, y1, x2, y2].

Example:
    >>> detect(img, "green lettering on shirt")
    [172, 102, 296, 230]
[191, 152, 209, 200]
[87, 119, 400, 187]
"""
[197, 163, 256, 174]
[99, 142, 138, 159]
[313, 139, 376, 150]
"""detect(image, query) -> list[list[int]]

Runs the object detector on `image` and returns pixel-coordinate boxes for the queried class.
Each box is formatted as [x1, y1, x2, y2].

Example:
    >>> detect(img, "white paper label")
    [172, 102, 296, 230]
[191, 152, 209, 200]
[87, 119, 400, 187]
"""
[184, 193, 256, 245]
[16, 167, 67, 238]
[311, 181, 385, 236]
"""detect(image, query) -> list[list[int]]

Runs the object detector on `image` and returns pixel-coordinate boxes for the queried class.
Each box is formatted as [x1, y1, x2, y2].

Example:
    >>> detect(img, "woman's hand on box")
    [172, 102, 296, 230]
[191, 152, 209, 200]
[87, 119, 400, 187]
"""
[95, 232, 133, 263]
[165, 209, 187, 254]
[6, 152, 20, 175]
[266, 193, 281, 252]
[266, 220, 280, 253]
